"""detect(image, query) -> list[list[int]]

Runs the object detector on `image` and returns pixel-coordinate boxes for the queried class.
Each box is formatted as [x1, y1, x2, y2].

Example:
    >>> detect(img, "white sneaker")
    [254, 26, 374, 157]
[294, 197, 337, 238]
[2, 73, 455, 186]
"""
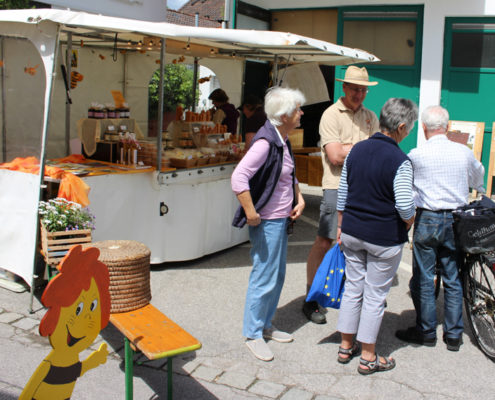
[263, 326, 294, 343]
[246, 338, 274, 361]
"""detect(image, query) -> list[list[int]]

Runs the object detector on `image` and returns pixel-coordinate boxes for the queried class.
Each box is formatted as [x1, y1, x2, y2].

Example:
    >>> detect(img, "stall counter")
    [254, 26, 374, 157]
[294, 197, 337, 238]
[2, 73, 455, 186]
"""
[80, 162, 248, 263]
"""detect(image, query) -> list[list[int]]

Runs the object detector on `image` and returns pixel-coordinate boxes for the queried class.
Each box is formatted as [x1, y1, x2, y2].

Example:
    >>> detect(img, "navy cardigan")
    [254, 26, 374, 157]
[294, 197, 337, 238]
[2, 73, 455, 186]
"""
[232, 120, 295, 228]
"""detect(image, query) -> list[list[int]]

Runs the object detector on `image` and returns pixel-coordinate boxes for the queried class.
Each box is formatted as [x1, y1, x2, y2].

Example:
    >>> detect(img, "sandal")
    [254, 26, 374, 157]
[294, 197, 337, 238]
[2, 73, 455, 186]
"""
[337, 342, 361, 364]
[357, 353, 396, 375]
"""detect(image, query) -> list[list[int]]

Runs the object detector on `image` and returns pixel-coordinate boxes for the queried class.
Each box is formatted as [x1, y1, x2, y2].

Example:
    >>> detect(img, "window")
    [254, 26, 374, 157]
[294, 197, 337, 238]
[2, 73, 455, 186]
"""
[342, 11, 418, 66]
[451, 28, 495, 68]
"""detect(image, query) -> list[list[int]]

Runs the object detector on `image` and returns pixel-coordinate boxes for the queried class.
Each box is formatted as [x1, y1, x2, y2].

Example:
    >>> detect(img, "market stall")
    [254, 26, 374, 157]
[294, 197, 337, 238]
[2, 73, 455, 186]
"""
[0, 9, 378, 289]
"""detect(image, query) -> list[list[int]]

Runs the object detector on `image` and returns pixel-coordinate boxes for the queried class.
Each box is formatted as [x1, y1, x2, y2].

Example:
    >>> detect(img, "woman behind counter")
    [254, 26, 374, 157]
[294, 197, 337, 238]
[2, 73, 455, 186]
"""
[231, 86, 306, 362]
[208, 88, 240, 134]
[336, 98, 417, 374]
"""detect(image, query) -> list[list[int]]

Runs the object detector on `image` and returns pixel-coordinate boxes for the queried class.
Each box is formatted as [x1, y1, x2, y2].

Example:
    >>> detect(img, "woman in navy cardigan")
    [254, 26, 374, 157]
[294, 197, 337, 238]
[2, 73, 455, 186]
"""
[231, 87, 306, 362]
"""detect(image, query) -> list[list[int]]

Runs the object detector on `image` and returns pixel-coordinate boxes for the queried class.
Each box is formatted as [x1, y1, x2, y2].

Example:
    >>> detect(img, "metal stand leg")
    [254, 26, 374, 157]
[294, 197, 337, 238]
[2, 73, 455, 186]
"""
[125, 337, 134, 400]
[167, 357, 173, 399]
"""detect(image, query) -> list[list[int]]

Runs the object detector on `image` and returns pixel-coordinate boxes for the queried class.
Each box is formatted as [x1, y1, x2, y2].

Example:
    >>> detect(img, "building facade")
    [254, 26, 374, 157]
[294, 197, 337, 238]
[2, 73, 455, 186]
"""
[233, 0, 495, 182]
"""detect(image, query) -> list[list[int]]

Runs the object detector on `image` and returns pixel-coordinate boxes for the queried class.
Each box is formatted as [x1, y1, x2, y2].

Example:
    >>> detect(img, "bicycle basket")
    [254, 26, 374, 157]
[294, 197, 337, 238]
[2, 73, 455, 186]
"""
[453, 198, 495, 253]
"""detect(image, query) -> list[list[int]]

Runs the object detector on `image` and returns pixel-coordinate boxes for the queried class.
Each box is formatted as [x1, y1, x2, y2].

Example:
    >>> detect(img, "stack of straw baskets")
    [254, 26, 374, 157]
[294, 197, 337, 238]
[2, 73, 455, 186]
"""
[85, 240, 151, 313]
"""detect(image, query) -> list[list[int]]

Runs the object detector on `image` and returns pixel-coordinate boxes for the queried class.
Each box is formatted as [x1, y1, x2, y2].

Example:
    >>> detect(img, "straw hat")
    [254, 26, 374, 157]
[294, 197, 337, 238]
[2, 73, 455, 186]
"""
[336, 66, 378, 86]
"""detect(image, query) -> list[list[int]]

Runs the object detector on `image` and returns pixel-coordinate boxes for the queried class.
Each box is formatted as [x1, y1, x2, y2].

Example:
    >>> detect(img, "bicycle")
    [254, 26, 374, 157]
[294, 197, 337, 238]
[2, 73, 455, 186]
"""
[461, 251, 495, 361]
[452, 197, 495, 362]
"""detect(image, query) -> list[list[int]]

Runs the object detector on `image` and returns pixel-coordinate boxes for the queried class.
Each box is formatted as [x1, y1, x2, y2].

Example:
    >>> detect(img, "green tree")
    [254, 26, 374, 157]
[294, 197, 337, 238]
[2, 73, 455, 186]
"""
[0, 0, 35, 9]
[149, 63, 199, 116]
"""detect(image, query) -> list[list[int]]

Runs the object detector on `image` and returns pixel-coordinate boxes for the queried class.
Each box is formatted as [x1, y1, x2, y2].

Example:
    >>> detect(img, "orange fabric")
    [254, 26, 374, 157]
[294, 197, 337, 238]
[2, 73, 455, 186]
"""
[58, 173, 90, 207]
[0, 157, 90, 207]
[53, 154, 87, 164]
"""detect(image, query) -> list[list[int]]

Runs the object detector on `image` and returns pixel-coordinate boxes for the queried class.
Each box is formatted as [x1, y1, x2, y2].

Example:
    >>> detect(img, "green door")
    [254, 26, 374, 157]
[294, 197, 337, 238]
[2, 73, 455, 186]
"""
[441, 18, 495, 187]
[336, 6, 423, 154]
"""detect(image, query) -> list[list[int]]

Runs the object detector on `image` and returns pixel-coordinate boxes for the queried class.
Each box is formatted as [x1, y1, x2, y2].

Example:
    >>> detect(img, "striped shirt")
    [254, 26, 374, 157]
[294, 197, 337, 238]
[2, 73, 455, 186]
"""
[407, 135, 485, 210]
[337, 158, 415, 221]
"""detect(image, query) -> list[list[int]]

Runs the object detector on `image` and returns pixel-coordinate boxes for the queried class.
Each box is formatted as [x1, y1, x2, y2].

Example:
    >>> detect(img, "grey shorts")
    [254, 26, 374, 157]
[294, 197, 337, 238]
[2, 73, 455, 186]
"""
[317, 189, 338, 240]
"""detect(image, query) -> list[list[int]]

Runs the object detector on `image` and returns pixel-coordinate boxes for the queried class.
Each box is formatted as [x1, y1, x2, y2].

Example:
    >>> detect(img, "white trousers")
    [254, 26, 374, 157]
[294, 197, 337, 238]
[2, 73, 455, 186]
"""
[337, 233, 404, 344]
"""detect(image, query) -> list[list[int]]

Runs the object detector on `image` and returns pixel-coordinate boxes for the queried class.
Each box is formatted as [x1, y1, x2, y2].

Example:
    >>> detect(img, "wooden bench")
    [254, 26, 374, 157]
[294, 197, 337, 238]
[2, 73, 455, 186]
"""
[110, 303, 202, 400]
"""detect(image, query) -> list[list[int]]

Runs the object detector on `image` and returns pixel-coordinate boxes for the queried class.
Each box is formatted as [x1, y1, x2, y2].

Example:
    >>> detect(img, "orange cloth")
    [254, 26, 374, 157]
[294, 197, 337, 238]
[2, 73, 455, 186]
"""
[0, 157, 90, 207]
[53, 154, 87, 164]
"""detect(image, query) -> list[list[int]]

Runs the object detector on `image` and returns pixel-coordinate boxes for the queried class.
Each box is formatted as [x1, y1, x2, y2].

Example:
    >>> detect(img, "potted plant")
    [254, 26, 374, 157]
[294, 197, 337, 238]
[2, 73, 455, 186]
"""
[38, 198, 95, 269]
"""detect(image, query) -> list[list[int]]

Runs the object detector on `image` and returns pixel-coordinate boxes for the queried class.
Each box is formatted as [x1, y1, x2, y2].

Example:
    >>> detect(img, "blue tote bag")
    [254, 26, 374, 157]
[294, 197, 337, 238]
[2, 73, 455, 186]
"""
[306, 244, 346, 309]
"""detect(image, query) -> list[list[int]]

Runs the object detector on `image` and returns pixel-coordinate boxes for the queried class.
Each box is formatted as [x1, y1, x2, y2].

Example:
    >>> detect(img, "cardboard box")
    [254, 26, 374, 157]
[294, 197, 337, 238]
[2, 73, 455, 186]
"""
[307, 155, 323, 187]
[295, 155, 308, 183]
[289, 129, 303, 148]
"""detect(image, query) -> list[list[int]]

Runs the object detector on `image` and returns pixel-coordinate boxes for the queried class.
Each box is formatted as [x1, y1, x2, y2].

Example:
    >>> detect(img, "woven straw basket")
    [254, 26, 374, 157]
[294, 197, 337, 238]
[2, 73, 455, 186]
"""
[85, 240, 151, 313]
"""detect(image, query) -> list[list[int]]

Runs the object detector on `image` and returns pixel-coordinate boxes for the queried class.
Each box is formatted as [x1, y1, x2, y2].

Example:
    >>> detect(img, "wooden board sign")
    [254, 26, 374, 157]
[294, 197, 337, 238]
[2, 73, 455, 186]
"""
[447, 120, 485, 197]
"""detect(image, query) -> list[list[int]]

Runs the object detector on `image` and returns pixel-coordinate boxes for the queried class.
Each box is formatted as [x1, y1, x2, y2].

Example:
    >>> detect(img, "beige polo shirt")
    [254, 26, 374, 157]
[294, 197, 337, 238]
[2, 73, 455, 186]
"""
[319, 98, 379, 189]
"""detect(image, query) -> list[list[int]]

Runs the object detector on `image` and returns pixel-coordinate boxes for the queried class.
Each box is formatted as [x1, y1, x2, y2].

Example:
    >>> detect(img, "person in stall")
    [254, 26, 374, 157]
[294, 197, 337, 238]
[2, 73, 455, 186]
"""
[239, 94, 267, 149]
[208, 88, 240, 135]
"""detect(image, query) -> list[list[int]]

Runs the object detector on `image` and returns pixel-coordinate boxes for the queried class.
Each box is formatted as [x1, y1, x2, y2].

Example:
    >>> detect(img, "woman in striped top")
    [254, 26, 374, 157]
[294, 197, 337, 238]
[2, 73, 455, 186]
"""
[335, 98, 417, 375]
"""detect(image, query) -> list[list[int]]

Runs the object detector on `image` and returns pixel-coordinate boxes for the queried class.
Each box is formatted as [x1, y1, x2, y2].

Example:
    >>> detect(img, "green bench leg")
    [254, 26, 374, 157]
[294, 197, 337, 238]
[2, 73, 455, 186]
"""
[124, 338, 176, 399]
[168, 357, 173, 399]
[125, 337, 134, 400]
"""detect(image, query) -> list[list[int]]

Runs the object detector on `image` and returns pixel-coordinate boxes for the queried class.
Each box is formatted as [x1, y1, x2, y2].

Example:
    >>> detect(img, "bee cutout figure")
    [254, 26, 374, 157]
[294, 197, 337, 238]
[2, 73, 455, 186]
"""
[20, 245, 110, 400]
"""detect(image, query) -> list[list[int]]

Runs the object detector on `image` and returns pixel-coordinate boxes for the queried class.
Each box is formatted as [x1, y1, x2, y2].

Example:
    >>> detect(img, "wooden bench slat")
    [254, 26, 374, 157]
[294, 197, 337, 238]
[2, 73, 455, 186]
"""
[110, 304, 201, 360]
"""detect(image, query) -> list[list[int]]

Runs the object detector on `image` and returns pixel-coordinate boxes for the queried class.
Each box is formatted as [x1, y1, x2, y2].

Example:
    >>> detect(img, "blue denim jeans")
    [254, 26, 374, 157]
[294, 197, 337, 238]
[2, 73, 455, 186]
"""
[243, 218, 288, 339]
[410, 209, 463, 339]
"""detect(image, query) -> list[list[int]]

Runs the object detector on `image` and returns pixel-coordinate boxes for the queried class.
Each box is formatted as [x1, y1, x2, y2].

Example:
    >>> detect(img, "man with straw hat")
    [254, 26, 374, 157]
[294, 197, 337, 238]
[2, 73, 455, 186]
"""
[303, 66, 380, 324]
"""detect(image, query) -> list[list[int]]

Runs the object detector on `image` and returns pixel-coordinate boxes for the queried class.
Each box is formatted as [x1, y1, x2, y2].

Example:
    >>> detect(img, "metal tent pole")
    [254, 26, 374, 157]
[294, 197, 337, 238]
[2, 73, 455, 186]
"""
[64, 32, 72, 156]
[29, 28, 61, 313]
[1, 38, 6, 163]
[156, 39, 165, 172]
[192, 13, 199, 112]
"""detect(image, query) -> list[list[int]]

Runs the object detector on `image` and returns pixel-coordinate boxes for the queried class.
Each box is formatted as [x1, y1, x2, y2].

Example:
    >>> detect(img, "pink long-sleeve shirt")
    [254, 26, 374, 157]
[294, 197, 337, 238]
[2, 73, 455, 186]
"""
[231, 137, 295, 220]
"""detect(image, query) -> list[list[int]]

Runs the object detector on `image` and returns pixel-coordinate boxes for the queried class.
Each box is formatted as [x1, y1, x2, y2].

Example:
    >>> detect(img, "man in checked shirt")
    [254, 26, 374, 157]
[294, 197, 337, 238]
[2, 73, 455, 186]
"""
[396, 105, 485, 352]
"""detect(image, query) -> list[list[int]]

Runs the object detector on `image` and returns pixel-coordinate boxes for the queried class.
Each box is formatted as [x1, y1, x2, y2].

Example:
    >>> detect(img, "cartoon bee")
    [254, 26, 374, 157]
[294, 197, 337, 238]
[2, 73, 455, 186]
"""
[19, 245, 111, 400]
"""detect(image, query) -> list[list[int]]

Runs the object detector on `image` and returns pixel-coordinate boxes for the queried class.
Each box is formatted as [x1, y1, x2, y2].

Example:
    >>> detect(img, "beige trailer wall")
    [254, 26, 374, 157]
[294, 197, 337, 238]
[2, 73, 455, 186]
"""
[271, 9, 338, 44]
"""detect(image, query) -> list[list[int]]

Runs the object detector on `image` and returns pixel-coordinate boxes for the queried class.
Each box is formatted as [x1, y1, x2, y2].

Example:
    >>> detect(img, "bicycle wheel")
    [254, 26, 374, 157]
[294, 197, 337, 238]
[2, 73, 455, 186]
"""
[463, 254, 495, 361]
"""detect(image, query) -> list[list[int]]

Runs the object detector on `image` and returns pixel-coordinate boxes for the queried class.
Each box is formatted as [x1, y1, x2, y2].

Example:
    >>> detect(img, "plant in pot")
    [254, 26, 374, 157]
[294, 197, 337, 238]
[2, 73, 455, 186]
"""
[39, 198, 95, 273]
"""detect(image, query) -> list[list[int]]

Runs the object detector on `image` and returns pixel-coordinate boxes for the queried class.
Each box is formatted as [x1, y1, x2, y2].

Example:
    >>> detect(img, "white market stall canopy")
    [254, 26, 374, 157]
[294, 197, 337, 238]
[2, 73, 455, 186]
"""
[0, 8, 379, 65]
[0, 8, 379, 297]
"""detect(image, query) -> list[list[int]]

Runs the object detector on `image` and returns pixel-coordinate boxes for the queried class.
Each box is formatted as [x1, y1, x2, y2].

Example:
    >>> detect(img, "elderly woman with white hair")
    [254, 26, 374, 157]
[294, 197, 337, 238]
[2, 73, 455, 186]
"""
[231, 86, 306, 361]
[336, 98, 418, 374]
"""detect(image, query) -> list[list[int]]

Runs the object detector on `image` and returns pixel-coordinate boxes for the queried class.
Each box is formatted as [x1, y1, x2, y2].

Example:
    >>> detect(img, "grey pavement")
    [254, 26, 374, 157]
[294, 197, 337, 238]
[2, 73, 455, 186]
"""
[1, 184, 495, 399]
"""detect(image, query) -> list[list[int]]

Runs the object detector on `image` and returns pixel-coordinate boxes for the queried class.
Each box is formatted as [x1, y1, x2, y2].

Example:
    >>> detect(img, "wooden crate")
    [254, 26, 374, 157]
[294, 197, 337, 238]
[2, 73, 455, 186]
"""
[295, 155, 308, 183]
[40, 224, 92, 267]
[169, 157, 197, 168]
[307, 155, 323, 187]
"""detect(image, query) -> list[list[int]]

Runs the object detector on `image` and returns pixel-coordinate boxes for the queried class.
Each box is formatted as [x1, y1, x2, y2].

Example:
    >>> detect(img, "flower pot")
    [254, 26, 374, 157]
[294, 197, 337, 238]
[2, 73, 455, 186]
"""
[40, 222, 92, 269]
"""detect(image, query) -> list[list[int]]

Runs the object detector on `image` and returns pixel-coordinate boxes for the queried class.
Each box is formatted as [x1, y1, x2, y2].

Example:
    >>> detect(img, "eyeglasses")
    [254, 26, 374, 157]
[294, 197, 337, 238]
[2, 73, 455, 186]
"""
[287, 219, 295, 235]
[346, 85, 369, 94]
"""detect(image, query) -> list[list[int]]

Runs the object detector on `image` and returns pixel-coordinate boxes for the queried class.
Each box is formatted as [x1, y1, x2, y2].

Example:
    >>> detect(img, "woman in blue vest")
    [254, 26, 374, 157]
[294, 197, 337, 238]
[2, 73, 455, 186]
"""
[335, 98, 417, 374]
[231, 86, 306, 362]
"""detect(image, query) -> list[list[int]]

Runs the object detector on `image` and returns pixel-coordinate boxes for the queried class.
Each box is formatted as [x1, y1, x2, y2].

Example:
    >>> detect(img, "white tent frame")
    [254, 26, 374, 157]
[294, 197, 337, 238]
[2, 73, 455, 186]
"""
[0, 9, 378, 310]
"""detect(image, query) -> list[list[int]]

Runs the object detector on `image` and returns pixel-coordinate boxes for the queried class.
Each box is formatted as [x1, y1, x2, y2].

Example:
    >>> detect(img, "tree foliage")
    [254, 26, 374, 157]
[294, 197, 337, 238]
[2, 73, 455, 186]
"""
[0, 0, 34, 9]
[149, 63, 199, 114]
